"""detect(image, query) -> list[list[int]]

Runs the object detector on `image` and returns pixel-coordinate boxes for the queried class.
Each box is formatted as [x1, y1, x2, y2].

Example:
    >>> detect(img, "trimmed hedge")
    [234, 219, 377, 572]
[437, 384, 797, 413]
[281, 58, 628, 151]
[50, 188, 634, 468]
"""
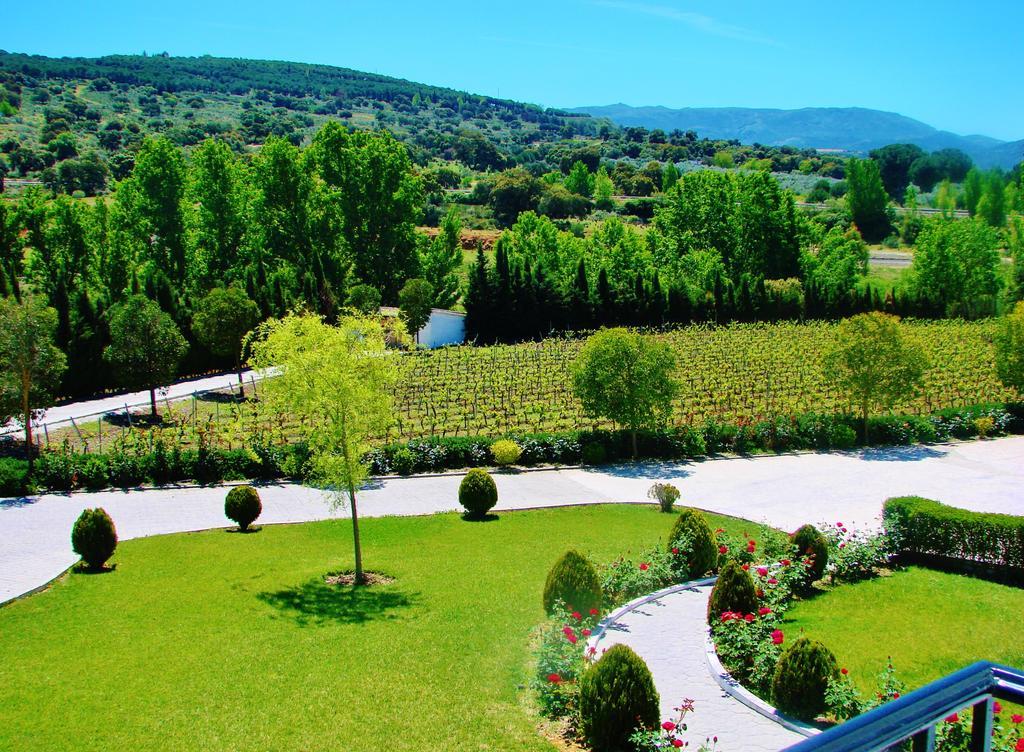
[707, 560, 758, 622]
[458, 468, 498, 519]
[225, 485, 262, 531]
[792, 524, 829, 582]
[772, 637, 839, 722]
[884, 496, 1024, 572]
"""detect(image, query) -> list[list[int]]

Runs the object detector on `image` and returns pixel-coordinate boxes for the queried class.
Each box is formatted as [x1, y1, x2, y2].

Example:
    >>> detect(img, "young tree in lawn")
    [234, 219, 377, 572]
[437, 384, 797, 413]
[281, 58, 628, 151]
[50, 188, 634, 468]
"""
[398, 278, 434, 344]
[994, 302, 1024, 394]
[823, 312, 928, 443]
[572, 328, 679, 458]
[248, 312, 403, 584]
[103, 295, 188, 418]
[0, 296, 67, 472]
[191, 286, 260, 396]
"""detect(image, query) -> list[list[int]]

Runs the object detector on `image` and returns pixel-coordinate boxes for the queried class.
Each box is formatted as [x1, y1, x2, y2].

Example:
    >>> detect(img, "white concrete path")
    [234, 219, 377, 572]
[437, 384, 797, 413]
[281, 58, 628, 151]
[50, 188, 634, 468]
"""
[2, 436, 1023, 607]
[593, 583, 804, 752]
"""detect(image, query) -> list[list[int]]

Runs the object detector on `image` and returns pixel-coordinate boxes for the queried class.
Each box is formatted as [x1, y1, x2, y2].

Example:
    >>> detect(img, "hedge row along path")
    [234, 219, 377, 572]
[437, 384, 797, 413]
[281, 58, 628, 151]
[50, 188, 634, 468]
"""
[2, 436, 1021, 607]
[591, 582, 805, 752]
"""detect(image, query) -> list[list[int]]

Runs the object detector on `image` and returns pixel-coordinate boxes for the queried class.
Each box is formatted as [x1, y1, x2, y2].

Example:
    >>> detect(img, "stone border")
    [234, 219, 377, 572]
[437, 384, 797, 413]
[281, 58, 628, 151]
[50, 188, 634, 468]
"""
[703, 631, 823, 738]
[588, 576, 824, 740]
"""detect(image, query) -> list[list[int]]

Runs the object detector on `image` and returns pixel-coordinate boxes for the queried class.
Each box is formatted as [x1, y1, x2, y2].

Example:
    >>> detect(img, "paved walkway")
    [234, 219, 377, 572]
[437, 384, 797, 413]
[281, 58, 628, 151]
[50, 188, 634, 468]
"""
[2, 436, 1022, 605]
[592, 583, 804, 752]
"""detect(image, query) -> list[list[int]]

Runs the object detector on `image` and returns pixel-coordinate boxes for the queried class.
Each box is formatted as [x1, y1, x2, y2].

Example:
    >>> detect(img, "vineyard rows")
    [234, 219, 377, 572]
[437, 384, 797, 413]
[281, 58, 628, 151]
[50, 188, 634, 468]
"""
[47, 320, 1016, 453]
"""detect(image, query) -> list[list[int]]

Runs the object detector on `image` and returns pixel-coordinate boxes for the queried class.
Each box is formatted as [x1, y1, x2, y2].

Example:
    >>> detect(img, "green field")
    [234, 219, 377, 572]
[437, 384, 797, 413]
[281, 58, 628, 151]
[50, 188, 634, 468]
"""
[0, 505, 773, 752]
[784, 567, 1024, 697]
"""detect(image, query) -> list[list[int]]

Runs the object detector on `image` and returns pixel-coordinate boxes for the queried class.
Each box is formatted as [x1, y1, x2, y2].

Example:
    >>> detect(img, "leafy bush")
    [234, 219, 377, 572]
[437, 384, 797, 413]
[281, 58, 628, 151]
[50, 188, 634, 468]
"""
[820, 521, 894, 583]
[883, 496, 1024, 571]
[458, 468, 497, 519]
[490, 439, 522, 466]
[71, 507, 118, 569]
[225, 485, 262, 531]
[597, 548, 676, 608]
[580, 442, 607, 465]
[532, 603, 601, 721]
[668, 508, 719, 577]
[771, 637, 839, 721]
[0, 457, 30, 497]
[792, 524, 829, 581]
[77, 455, 110, 490]
[579, 644, 660, 752]
[707, 560, 758, 622]
[647, 482, 680, 513]
[544, 549, 603, 615]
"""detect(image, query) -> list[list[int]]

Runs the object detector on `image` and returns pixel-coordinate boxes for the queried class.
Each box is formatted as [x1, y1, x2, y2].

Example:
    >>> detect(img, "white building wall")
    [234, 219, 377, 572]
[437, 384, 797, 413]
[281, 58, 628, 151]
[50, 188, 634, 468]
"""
[418, 309, 466, 348]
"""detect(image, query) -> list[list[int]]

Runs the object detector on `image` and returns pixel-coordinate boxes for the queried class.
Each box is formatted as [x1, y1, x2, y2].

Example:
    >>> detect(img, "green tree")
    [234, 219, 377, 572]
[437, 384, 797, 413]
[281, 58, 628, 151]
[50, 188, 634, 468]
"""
[976, 170, 1006, 227]
[397, 278, 435, 344]
[994, 302, 1024, 394]
[564, 160, 593, 197]
[489, 168, 542, 227]
[103, 295, 188, 417]
[308, 123, 422, 300]
[0, 296, 67, 471]
[186, 138, 250, 286]
[911, 217, 1000, 318]
[803, 226, 868, 306]
[661, 162, 680, 193]
[345, 284, 382, 315]
[593, 165, 615, 210]
[845, 157, 892, 243]
[119, 137, 188, 284]
[572, 328, 679, 458]
[962, 167, 984, 216]
[868, 143, 925, 201]
[823, 312, 928, 442]
[191, 286, 260, 395]
[419, 208, 462, 309]
[249, 312, 403, 584]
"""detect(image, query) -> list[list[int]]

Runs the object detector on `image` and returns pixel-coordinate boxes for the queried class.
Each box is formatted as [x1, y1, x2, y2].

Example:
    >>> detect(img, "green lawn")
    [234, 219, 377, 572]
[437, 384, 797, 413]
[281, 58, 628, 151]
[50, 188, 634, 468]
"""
[0, 505, 771, 752]
[784, 567, 1024, 698]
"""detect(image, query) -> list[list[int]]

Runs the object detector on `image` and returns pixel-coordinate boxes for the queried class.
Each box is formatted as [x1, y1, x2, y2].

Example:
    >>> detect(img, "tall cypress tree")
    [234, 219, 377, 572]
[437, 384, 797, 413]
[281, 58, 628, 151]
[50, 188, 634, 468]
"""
[569, 258, 592, 331]
[463, 244, 494, 343]
[596, 267, 616, 326]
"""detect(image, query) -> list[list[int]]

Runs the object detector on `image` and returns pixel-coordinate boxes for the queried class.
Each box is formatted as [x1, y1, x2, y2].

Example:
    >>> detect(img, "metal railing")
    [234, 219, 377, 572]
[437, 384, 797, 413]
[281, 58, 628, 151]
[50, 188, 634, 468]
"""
[784, 662, 1024, 752]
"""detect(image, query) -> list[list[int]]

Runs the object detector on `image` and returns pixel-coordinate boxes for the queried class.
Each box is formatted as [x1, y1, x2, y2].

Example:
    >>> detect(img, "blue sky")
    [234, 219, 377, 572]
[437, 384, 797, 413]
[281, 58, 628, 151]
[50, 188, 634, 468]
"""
[5, 1, 1022, 140]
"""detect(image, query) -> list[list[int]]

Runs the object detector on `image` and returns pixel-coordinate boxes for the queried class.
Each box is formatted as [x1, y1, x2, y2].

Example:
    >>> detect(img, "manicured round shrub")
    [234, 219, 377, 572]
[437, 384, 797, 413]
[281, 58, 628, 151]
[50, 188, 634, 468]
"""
[579, 644, 660, 752]
[225, 485, 262, 531]
[792, 524, 829, 581]
[707, 560, 758, 622]
[668, 508, 719, 577]
[490, 439, 522, 466]
[772, 636, 839, 721]
[543, 549, 603, 615]
[458, 468, 498, 519]
[71, 507, 117, 570]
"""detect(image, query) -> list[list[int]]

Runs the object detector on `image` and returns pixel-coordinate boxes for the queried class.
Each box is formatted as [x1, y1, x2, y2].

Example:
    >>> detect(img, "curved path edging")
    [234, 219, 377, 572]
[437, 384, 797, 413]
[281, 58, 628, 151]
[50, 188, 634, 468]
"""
[703, 632, 822, 738]
[587, 579, 806, 752]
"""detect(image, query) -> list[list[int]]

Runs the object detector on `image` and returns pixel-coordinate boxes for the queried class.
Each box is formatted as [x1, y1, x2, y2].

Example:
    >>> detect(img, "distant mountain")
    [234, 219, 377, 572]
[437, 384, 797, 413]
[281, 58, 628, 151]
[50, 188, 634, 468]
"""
[570, 104, 1023, 169]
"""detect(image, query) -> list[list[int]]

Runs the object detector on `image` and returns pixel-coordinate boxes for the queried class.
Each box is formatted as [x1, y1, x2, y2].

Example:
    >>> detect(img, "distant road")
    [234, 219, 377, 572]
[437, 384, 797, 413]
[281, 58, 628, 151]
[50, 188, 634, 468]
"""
[1, 370, 264, 437]
[869, 250, 914, 268]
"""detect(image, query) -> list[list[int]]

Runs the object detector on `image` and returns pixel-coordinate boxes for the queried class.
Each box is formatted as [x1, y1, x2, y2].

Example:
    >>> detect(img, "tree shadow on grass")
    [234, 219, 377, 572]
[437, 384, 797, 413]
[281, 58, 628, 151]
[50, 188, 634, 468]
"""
[257, 577, 417, 627]
[461, 512, 500, 522]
